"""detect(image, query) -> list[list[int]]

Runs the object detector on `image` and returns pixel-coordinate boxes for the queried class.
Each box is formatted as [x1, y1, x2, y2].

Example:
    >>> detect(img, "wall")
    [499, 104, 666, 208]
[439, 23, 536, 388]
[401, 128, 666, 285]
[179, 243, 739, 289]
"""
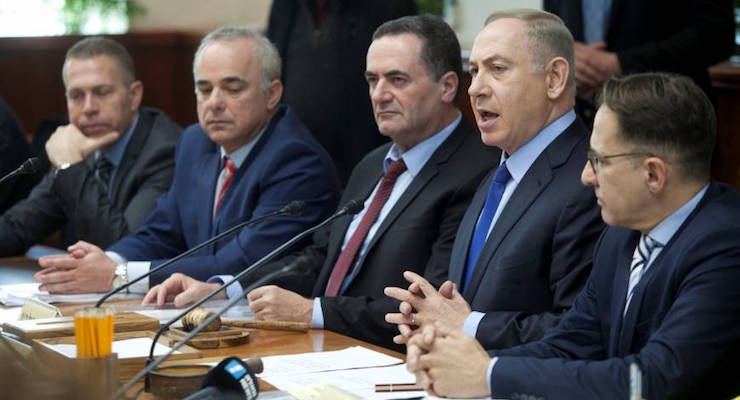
[131, 0, 272, 33]
[452, 0, 542, 49]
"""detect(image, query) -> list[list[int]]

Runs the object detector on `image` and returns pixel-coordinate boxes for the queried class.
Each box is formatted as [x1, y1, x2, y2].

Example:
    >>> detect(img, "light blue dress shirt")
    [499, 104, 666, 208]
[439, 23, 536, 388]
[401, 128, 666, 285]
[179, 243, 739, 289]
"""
[487, 183, 710, 394]
[462, 110, 576, 336]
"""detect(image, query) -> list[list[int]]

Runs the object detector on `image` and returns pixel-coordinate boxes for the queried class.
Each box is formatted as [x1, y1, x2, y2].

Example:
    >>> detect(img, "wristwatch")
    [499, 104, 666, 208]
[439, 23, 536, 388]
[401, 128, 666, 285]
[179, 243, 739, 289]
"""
[53, 162, 71, 177]
[112, 262, 128, 291]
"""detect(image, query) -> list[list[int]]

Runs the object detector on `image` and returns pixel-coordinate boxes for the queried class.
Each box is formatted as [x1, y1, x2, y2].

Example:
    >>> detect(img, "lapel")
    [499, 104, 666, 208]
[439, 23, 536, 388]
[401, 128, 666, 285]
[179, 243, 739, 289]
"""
[110, 109, 153, 201]
[449, 172, 490, 289]
[463, 120, 586, 300]
[608, 232, 639, 356]
[606, 0, 624, 42]
[340, 124, 469, 291]
[199, 150, 221, 240]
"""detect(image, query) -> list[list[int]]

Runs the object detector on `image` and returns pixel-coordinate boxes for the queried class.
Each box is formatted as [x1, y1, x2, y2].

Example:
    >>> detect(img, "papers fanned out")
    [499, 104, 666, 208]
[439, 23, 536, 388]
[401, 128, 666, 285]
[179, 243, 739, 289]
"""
[259, 346, 402, 378]
[40, 337, 180, 359]
[0, 283, 140, 306]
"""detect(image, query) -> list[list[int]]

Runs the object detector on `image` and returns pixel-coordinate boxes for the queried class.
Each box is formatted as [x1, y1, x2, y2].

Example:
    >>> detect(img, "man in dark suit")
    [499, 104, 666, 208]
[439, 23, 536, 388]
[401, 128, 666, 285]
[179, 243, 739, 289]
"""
[406, 72, 740, 400]
[34, 28, 339, 294]
[142, 15, 498, 350]
[385, 10, 604, 350]
[0, 96, 43, 213]
[0, 37, 181, 256]
[544, 0, 734, 124]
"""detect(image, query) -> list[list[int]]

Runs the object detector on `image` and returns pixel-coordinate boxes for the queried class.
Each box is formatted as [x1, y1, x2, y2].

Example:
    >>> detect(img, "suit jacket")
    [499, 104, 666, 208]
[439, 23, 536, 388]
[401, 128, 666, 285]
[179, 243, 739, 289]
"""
[267, 0, 417, 184]
[544, 0, 734, 92]
[110, 106, 340, 286]
[0, 107, 181, 256]
[0, 96, 42, 213]
[249, 120, 498, 349]
[449, 117, 604, 350]
[490, 182, 740, 400]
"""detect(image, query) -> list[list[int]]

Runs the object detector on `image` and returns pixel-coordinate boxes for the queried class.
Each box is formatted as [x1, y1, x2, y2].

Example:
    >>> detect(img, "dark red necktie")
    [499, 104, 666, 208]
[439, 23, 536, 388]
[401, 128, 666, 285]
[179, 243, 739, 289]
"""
[325, 159, 407, 296]
[214, 158, 236, 215]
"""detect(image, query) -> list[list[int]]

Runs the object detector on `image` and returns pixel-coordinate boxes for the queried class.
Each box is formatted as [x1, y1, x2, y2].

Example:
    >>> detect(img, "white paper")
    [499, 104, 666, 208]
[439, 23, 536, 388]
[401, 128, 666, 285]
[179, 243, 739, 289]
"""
[131, 299, 254, 328]
[258, 346, 402, 378]
[42, 337, 180, 359]
[264, 364, 424, 400]
[0, 282, 141, 306]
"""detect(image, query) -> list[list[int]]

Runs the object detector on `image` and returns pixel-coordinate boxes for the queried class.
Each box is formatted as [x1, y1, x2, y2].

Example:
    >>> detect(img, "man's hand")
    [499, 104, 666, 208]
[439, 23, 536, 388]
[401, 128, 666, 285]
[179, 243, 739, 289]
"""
[45, 124, 119, 167]
[35, 241, 115, 293]
[385, 271, 471, 344]
[247, 286, 313, 323]
[142, 273, 222, 307]
[407, 323, 491, 398]
[573, 41, 622, 98]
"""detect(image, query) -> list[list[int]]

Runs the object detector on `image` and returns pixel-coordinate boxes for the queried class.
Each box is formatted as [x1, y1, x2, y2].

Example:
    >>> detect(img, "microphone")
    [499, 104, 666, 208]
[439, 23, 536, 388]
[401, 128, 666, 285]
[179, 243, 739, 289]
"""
[111, 199, 364, 399]
[94, 200, 305, 307]
[112, 259, 322, 399]
[182, 357, 263, 400]
[0, 157, 41, 185]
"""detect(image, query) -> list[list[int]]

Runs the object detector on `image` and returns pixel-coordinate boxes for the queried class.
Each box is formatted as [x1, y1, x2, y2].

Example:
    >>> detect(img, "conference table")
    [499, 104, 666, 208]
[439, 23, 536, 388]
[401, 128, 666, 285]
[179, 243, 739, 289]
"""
[0, 255, 407, 398]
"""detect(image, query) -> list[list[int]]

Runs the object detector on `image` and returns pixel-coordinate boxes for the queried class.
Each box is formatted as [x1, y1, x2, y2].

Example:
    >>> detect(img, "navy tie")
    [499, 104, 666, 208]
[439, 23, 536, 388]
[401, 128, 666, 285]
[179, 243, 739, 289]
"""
[462, 163, 511, 292]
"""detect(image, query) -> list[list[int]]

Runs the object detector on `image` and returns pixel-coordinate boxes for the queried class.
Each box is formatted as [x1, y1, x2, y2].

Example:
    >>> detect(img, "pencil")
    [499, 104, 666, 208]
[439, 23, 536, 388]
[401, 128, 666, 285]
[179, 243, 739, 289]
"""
[375, 383, 423, 392]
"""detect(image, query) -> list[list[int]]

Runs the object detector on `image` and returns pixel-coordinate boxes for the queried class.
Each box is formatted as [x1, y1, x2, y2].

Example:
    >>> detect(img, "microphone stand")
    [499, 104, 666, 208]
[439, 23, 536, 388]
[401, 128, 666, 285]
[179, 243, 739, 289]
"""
[94, 201, 303, 307]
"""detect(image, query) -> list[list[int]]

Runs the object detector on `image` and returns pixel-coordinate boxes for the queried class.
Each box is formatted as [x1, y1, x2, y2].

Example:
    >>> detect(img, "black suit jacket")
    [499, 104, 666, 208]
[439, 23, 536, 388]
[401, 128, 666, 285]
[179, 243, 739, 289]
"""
[544, 0, 734, 92]
[448, 117, 604, 350]
[0, 107, 181, 255]
[490, 182, 740, 400]
[0, 96, 43, 213]
[250, 120, 498, 349]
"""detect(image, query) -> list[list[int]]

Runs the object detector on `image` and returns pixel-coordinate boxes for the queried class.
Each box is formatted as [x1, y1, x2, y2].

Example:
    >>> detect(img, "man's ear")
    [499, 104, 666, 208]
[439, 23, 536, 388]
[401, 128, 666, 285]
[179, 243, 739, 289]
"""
[265, 80, 283, 110]
[545, 57, 569, 100]
[128, 80, 143, 111]
[644, 156, 668, 194]
[439, 71, 459, 104]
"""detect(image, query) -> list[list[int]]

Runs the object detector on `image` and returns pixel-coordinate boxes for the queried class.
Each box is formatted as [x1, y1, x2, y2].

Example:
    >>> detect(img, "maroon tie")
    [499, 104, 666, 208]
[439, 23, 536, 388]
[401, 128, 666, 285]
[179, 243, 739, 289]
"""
[325, 159, 407, 296]
[214, 158, 236, 215]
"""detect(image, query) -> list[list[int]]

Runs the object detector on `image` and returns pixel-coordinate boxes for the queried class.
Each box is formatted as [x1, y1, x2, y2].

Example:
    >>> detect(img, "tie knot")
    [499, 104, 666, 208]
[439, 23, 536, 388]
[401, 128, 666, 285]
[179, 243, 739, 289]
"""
[224, 158, 236, 174]
[492, 162, 511, 185]
[384, 159, 407, 181]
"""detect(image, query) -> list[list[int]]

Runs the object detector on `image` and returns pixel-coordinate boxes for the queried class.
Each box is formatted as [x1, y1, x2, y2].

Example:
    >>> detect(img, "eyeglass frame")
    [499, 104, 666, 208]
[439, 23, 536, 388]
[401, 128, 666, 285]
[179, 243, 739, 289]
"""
[586, 150, 653, 174]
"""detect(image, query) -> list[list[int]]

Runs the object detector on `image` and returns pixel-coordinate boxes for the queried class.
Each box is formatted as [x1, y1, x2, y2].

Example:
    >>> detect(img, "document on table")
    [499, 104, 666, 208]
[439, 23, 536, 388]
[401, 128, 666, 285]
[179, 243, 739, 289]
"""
[40, 337, 180, 359]
[258, 346, 403, 378]
[0, 283, 140, 306]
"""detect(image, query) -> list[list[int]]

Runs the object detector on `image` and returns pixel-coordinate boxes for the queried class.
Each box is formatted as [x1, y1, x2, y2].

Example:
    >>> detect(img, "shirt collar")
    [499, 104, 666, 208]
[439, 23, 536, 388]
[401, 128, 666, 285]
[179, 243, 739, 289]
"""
[647, 183, 709, 245]
[504, 109, 576, 182]
[101, 111, 139, 168]
[219, 127, 267, 169]
[383, 112, 462, 176]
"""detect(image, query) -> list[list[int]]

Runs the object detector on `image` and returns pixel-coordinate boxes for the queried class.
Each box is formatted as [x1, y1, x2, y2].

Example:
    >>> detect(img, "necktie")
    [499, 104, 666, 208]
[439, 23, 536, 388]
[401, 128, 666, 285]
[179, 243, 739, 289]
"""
[94, 155, 113, 192]
[624, 234, 663, 315]
[325, 159, 407, 296]
[462, 163, 511, 292]
[214, 157, 237, 216]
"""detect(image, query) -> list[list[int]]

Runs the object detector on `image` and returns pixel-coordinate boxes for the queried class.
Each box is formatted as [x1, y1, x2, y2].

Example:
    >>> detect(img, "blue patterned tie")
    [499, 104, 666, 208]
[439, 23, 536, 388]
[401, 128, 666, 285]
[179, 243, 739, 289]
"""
[624, 234, 663, 315]
[462, 163, 511, 292]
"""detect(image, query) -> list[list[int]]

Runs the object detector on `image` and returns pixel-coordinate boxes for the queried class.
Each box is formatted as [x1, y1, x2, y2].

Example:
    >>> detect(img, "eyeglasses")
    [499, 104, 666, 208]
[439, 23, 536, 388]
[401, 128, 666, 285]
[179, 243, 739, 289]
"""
[587, 150, 652, 174]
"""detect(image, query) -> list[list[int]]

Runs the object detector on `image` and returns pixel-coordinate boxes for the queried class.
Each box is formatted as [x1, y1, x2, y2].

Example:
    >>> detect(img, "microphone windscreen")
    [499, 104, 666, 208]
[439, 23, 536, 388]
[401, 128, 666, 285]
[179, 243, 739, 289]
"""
[342, 199, 364, 215]
[282, 200, 305, 216]
[22, 157, 41, 174]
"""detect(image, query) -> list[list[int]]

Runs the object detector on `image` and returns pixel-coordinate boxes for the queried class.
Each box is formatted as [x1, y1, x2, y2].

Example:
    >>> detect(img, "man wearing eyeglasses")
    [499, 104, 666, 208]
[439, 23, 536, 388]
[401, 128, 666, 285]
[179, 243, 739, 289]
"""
[385, 9, 604, 351]
[405, 72, 740, 399]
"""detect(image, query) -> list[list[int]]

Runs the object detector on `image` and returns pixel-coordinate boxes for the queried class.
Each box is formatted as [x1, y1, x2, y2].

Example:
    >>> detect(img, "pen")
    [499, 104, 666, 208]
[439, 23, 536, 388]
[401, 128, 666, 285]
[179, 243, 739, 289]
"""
[375, 383, 423, 392]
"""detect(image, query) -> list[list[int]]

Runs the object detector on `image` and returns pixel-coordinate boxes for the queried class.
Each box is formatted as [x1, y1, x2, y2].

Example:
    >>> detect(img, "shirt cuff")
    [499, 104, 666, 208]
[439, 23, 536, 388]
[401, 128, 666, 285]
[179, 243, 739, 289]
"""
[126, 260, 151, 294]
[462, 311, 485, 337]
[487, 357, 498, 395]
[207, 275, 244, 300]
[311, 297, 324, 329]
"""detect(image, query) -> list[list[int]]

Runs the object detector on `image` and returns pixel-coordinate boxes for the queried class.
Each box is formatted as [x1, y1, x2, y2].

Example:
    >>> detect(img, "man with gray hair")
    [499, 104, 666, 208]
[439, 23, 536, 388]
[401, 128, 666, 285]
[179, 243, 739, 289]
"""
[386, 9, 603, 350]
[35, 27, 339, 294]
[0, 37, 181, 257]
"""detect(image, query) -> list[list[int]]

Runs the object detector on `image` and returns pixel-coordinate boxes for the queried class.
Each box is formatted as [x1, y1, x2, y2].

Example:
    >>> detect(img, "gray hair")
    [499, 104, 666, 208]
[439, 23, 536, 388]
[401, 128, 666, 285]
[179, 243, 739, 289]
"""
[63, 36, 136, 86]
[193, 26, 281, 92]
[486, 9, 575, 89]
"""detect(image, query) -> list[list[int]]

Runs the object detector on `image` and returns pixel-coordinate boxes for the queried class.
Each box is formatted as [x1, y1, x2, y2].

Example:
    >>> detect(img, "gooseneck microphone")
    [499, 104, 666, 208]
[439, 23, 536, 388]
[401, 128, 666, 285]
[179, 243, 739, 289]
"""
[94, 200, 305, 307]
[183, 357, 263, 400]
[0, 157, 41, 185]
[111, 199, 364, 399]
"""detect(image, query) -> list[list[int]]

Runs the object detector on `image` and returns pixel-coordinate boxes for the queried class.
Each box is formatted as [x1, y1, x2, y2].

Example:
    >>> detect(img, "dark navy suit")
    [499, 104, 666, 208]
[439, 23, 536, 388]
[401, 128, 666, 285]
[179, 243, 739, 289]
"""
[109, 106, 339, 285]
[490, 182, 740, 400]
